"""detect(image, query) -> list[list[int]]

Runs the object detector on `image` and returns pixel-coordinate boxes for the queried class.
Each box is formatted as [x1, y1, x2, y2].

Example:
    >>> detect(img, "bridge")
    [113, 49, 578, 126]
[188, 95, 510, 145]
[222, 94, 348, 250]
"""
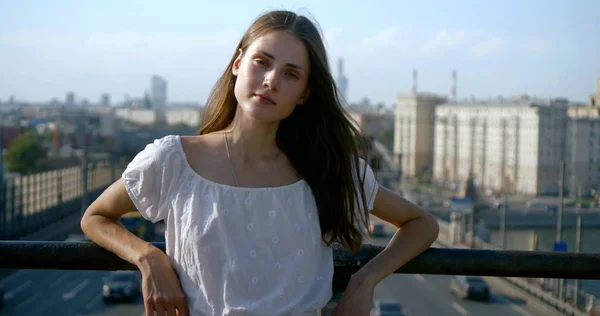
[1, 140, 600, 315]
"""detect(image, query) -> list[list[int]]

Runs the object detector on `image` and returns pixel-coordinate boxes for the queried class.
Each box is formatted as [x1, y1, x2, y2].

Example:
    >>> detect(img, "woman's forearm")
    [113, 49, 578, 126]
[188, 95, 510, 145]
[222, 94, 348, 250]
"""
[355, 215, 439, 286]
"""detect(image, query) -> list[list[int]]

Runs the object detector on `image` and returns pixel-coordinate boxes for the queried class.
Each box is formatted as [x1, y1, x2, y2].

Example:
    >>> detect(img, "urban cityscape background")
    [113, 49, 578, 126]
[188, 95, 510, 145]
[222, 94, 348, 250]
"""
[1, 1, 600, 316]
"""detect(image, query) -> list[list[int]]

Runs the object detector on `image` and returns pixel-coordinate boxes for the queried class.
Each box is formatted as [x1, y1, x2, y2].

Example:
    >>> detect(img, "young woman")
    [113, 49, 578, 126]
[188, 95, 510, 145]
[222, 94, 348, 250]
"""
[81, 9, 439, 316]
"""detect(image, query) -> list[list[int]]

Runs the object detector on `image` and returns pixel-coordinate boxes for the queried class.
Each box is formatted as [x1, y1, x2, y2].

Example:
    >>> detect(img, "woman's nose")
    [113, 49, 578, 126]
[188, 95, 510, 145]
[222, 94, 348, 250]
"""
[263, 69, 280, 91]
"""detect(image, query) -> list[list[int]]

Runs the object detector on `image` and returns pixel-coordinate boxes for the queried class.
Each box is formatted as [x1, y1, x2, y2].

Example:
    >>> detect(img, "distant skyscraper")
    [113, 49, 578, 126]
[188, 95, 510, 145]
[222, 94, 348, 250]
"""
[100, 93, 111, 107]
[451, 70, 457, 102]
[144, 91, 153, 109]
[336, 58, 348, 105]
[66, 92, 75, 106]
[412, 69, 418, 96]
[151, 75, 167, 109]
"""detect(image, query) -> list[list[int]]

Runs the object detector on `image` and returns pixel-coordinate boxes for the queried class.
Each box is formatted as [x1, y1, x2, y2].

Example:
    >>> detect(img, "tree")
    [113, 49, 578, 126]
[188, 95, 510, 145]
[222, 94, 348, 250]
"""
[463, 172, 489, 228]
[375, 128, 394, 153]
[464, 172, 479, 201]
[6, 131, 48, 175]
[415, 166, 432, 188]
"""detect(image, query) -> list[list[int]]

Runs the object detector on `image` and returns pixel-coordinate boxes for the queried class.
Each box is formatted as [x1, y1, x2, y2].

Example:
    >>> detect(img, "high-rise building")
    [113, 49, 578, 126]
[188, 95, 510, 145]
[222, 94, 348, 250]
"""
[591, 77, 600, 107]
[336, 58, 348, 105]
[450, 70, 457, 102]
[66, 92, 75, 106]
[394, 92, 448, 177]
[151, 75, 167, 109]
[100, 93, 111, 107]
[566, 106, 600, 197]
[432, 102, 570, 195]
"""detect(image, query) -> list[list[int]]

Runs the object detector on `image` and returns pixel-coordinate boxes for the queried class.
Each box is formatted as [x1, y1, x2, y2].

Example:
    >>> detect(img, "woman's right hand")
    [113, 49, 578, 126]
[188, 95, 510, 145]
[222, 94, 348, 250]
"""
[139, 248, 189, 316]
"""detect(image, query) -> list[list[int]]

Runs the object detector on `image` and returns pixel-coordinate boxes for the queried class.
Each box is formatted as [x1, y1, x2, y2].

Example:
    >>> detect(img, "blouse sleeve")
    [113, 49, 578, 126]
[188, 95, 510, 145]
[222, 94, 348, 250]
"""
[121, 137, 173, 223]
[355, 158, 380, 213]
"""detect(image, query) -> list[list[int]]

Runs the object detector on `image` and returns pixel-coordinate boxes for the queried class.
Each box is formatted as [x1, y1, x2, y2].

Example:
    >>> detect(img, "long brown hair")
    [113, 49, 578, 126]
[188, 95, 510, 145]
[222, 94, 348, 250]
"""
[199, 10, 371, 253]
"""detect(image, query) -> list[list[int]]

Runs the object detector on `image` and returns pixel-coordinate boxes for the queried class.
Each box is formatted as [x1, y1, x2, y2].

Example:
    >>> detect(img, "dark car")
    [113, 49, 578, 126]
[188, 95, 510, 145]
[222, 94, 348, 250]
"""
[102, 271, 141, 302]
[368, 223, 387, 238]
[525, 201, 558, 213]
[371, 299, 406, 316]
[450, 276, 490, 301]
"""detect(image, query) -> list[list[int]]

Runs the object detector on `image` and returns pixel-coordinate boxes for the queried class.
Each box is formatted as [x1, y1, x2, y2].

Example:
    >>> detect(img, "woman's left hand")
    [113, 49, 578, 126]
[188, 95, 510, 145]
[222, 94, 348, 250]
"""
[331, 273, 376, 316]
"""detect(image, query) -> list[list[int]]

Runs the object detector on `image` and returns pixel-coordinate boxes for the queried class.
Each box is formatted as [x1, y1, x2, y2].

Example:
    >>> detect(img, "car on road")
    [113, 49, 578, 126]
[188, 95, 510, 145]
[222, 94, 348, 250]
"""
[368, 223, 386, 238]
[490, 199, 505, 210]
[449, 275, 490, 301]
[102, 271, 141, 302]
[370, 299, 406, 316]
[65, 234, 91, 242]
[525, 201, 558, 213]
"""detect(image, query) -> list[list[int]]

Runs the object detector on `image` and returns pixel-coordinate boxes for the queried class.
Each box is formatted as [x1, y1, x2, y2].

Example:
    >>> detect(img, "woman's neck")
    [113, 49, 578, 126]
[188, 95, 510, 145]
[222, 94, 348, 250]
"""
[224, 109, 280, 163]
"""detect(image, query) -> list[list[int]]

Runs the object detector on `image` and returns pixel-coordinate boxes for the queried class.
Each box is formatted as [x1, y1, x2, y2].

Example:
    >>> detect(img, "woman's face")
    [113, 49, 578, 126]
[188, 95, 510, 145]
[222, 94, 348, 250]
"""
[232, 30, 311, 123]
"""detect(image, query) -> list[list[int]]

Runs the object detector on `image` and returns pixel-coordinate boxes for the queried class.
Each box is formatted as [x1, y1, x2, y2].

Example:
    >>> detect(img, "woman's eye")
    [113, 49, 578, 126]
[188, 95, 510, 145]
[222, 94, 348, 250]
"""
[286, 72, 299, 79]
[255, 59, 267, 66]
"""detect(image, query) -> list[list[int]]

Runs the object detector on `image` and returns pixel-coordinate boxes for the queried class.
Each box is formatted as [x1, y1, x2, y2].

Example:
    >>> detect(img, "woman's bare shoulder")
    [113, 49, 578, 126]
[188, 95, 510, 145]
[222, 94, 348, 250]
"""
[179, 133, 225, 168]
[180, 133, 222, 151]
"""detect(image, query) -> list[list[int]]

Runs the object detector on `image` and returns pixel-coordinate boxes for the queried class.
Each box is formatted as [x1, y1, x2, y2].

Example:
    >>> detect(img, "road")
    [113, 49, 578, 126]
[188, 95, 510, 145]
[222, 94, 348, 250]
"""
[367, 217, 567, 316]
[0, 268, 144, 316]
[0, 218, 156, 316]
[0, 219, 567, 316]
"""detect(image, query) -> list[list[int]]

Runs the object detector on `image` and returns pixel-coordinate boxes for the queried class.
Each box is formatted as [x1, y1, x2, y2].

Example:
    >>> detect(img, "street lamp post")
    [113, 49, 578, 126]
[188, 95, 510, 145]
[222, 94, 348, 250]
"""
[0, 117, 4, 238]
[500, 189, 508, 249]
[556, 160, 566, 300]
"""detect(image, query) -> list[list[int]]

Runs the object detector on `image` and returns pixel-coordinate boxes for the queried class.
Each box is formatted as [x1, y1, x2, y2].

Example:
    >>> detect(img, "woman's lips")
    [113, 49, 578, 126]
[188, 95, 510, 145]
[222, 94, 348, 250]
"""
[254, 94, 275, 105]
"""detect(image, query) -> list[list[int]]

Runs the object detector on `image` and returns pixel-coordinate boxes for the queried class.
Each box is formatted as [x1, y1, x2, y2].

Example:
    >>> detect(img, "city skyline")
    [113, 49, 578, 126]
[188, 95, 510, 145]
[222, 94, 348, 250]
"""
[1, 0, 599, 106]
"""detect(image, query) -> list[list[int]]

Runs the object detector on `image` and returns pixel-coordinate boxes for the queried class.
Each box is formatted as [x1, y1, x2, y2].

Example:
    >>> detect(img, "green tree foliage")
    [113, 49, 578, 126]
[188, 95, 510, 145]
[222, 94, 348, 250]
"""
[6, 131, 47, 175]
[375, 128, 394, 153]
[415, 166, 432, 188]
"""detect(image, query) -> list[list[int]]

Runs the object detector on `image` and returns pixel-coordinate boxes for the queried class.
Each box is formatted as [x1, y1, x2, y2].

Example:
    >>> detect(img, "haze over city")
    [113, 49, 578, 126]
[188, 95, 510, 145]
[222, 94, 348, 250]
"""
[1, 0, 599, 106]
[2, 2, 600, 315]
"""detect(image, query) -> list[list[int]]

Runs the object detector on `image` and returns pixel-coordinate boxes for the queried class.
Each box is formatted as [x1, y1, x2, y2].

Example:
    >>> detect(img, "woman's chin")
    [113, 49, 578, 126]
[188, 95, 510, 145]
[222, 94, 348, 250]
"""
[240, 104, 287, 123]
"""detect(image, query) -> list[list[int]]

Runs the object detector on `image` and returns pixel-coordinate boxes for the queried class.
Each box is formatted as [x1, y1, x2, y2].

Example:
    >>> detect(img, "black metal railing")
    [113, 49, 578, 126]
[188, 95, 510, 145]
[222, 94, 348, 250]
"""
[3, 241, 600, 315]
[2, 241, 599, 290]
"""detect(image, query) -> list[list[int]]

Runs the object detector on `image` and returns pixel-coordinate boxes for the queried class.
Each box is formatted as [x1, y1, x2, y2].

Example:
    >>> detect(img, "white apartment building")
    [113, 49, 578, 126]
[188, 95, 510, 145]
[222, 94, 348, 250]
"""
[114, 107, 205, 128]
[393, 93, 448, 177]
[566, 106, 600, 196]
[433, 103, 568, 195]
[165, 108, 204, 129]
[115, 108, 163, 126]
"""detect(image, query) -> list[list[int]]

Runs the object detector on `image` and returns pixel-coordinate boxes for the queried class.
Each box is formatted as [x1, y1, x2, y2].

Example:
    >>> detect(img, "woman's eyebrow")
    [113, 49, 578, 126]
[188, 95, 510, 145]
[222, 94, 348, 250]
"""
[256, 50, 306, 73]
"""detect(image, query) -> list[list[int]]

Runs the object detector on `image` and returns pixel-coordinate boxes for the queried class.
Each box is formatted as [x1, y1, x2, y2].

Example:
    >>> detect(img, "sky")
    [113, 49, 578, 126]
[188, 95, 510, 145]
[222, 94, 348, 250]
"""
[1, 0, 599, 107]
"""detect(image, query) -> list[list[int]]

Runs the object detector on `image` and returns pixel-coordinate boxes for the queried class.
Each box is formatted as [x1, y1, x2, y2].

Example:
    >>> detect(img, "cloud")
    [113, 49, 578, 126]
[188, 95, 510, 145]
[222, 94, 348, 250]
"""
[0, 29, 243, 74]
[0, 31, 80, 50]
[422, 29, 466, 56]
[527, 38, 547, 52]
[469, 38, 502, 57]
[351, 26, 405, 52]
[82, 30, 242, 52]
[0, 29, 242, 52]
